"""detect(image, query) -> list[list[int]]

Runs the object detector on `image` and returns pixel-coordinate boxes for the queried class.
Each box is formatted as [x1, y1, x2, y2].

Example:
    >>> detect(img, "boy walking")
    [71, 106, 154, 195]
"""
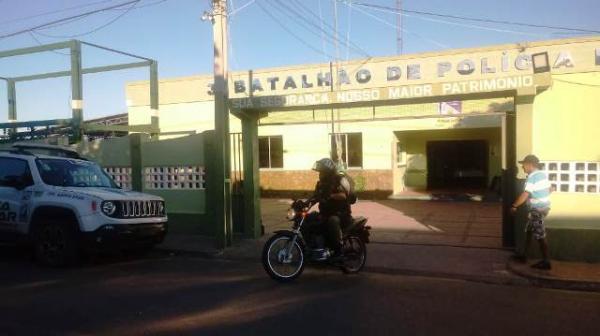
[511, 154, 552, 270]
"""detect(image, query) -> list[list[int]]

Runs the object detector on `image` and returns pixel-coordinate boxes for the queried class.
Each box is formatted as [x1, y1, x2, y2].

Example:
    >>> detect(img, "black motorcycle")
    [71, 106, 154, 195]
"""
[262, 199, 371, 282]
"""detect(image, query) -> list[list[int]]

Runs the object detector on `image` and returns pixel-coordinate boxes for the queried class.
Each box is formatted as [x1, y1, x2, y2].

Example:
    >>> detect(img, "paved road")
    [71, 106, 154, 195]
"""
[1, 247, 599, 336]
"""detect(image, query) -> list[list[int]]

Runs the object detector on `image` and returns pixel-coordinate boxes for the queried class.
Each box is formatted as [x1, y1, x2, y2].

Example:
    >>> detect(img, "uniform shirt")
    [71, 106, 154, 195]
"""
[524, 170, 551, 209]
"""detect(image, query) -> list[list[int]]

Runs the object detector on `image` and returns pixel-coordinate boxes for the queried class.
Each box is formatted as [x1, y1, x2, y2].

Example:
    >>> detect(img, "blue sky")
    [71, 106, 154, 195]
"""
[0, 0, 598, 122]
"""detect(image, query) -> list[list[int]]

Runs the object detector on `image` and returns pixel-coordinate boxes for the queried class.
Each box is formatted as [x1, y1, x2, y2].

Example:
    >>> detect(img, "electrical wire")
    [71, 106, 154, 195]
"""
[553, 78, 600, 88]
[34, 1, 139, 38]
[344, 1, 549, 38]
[35, 2, 137, 39]
[0, 0, 140, 40]
[268, 0, 370, 58]
[317, 0, 328, 59]
[345, 0, 352, 61]
[256, 0, 335, 59]
[28, 31, 70, 56]
[229, 0, 255, 16]
[346, 1, 449, 49]
[0, 0, 116, 27]
[347, 1, 600, 34]
[283, 0, 371, 58]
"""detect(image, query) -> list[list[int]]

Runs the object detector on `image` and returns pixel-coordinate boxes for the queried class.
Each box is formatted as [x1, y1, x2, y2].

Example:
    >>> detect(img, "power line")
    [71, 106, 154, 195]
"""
[0, 0, 116, 27]
[345, 1, 449, 49]
[346, 1, 548, 38]
[34, 1, 139, 39]
[269, 0, 370, 58]
[284, 0, 371, 58]
[347, 1, 600, 34]
[0, 0, 140, 40]
[554, 78, 600, 88]
[256, 0, 335, 59]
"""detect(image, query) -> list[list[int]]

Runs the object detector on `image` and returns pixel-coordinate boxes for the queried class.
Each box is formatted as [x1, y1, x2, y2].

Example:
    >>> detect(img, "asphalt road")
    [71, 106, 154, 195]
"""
[1, 246, 599, 336]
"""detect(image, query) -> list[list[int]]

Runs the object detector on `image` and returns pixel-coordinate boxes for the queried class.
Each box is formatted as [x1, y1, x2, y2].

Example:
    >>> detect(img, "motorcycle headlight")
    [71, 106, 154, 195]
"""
[101, 201, 117, 216]
[286, 208, 296, 220]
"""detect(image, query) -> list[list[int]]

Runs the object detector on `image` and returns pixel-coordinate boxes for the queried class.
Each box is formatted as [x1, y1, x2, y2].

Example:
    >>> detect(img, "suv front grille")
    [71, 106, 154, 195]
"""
[119, 200, 165, 218]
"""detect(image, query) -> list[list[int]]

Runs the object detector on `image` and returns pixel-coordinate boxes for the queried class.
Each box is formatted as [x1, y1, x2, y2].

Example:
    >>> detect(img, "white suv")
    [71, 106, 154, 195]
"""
[0, 144, 168, 266]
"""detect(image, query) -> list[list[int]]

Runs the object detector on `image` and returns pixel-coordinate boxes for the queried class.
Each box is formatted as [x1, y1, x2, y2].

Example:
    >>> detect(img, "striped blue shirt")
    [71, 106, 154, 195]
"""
[525, 170, 551, 209]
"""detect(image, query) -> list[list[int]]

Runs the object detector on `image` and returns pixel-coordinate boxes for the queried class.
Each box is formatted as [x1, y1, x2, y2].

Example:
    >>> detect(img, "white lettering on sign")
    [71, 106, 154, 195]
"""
[230, 75, 534, 109]
[388, 85, 433, 99]
[442, 75, 533, 95]
[336, 89, 380, 103]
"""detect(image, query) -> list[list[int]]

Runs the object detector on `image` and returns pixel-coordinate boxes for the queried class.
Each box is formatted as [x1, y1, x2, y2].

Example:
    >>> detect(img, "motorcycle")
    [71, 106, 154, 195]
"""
[262, 199, 371, 282]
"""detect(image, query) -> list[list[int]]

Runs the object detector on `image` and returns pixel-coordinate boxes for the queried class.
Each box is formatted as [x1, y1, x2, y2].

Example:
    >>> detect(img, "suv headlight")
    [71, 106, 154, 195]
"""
[101, 201, 117, 216]
[158, 201, 166, 216]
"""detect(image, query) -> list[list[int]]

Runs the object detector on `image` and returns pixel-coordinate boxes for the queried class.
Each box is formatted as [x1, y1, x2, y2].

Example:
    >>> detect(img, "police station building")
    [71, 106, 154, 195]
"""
[127, 36, 600, 261]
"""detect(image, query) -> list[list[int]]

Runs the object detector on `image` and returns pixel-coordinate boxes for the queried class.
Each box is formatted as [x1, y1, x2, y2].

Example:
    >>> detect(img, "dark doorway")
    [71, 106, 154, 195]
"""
[427, 140, 488, 190]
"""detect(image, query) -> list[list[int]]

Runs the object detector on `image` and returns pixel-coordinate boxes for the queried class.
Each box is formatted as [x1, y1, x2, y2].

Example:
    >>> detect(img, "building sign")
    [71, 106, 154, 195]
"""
[124, 39, 600, 108]
[230, 74, 535, 109]
[222, 44, 600, 100]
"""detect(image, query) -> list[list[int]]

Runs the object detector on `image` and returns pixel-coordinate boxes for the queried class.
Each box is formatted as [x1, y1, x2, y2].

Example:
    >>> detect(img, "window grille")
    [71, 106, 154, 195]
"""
[144, 166, 205, 190]
[540, 161, 599, 194]
[104, 167, 132, 190]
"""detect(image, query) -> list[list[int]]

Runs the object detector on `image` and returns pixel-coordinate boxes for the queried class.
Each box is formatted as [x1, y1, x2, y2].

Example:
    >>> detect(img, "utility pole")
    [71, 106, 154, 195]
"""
[208, 0, 233, 248]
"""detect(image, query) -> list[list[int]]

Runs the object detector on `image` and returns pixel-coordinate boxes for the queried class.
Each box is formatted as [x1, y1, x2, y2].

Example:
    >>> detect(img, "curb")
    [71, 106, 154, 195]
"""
[506, 261, 600, 293]
[157, 246, 531, 287]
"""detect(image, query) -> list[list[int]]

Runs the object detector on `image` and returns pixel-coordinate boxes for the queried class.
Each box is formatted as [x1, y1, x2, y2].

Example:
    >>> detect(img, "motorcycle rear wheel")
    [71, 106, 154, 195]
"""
[262, 233, 305, 282]
[340, 236, 367, 274]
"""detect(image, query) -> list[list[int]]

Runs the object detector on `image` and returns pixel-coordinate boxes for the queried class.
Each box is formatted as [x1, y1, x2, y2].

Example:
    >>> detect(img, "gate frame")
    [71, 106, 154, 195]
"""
[0, 40, 160, 142]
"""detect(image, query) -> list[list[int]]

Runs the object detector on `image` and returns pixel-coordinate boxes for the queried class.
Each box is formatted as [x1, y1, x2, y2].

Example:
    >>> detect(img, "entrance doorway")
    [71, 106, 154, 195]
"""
[427, 140, 488, 190]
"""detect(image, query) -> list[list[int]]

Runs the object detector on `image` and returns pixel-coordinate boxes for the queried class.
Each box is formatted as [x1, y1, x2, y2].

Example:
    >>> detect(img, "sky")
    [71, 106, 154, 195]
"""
[0, 0, 598, 123]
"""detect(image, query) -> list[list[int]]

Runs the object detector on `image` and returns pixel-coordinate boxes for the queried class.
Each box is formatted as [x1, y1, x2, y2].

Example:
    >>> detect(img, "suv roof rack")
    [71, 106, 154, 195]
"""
[10, 143, 84, 160]
[0, 148, 35, 156]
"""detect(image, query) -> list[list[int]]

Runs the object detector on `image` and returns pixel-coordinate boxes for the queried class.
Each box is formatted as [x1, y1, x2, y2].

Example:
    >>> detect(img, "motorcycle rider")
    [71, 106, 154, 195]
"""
[311, 158, 353, 260]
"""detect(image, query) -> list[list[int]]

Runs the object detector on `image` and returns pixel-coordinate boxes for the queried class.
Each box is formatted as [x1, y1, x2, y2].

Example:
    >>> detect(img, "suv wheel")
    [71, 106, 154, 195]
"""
[34, 221, 80, 267]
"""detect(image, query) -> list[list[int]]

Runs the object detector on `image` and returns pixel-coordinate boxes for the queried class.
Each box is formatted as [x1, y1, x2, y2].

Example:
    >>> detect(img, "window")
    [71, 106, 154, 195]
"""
[259, 136, 284, 168]
[331, 133, 363, 168]
[0, 158, 33, 188]
[36, 159, 117, 188]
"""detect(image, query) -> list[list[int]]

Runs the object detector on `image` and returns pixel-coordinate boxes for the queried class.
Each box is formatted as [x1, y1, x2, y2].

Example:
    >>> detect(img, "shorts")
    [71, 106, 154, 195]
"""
[525, 208, 550, 240]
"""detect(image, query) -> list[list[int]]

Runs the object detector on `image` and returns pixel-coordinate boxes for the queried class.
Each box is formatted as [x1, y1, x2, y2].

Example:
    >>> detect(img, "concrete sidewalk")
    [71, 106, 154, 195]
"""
[158, 233, 525, 286]
[507, 259, 600, 292]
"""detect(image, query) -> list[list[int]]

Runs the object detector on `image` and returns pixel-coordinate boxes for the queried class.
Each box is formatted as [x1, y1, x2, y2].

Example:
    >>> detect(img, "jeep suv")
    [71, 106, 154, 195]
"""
[0, 144, 168, 266]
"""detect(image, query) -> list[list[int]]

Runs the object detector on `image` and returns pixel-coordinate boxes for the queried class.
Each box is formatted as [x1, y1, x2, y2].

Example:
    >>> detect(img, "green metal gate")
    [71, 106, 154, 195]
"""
[231, 132, 244, 234]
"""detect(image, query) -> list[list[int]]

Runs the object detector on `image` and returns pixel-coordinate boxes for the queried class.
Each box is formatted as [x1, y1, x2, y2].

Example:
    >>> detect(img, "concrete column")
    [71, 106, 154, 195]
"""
[512, 88, 538, 252]
[129, 133, 143, 192]
[242, 112, 262, 238]
[7, 80, 16, 138]
[149, 61, 159, 140]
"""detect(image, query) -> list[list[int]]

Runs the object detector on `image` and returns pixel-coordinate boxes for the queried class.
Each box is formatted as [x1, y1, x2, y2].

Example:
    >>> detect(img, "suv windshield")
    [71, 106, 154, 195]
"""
[36, 158, 118, 188]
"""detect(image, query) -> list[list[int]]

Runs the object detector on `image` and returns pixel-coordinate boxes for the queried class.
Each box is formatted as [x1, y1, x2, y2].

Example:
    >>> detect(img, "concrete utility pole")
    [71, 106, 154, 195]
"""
[209, 0, 233, 248]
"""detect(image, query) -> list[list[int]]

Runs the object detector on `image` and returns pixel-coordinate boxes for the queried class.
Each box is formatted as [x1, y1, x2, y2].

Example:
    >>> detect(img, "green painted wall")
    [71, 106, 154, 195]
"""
[140, 132, 211, 234]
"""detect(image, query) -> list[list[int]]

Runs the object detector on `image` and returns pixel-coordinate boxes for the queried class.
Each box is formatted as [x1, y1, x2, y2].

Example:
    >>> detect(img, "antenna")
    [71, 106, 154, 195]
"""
[396, 0, 403, 54]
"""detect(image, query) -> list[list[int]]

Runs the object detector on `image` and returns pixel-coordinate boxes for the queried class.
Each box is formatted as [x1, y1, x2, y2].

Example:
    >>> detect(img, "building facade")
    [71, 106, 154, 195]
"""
[127, 36, 600, 260]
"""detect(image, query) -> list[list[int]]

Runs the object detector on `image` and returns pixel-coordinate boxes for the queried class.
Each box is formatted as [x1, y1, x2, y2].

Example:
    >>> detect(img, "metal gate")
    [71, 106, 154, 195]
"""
[230, 132, 244, 233]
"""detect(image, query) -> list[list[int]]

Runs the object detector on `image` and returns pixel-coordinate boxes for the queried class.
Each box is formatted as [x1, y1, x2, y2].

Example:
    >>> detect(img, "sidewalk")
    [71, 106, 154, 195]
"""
[158, 233, 526, 286]
[507, 259, 600, 292]
[158, 234, 600, 291]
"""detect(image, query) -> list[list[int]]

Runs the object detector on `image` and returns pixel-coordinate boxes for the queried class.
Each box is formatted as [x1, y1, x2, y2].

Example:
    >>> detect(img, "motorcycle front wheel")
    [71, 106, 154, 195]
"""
[262, 233, 305, 282]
